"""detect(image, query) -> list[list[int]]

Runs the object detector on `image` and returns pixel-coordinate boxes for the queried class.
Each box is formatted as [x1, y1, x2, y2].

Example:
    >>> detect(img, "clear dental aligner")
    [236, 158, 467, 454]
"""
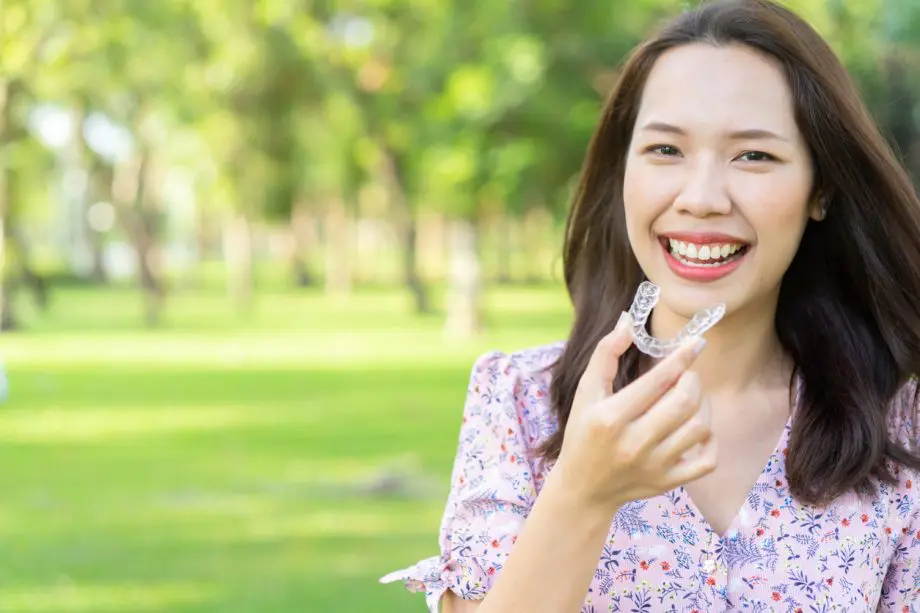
[628, 281, 726, 358]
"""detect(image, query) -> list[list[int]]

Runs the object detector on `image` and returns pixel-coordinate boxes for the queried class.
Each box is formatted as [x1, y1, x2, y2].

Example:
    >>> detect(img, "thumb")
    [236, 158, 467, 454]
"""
[582, 311, 634, 400]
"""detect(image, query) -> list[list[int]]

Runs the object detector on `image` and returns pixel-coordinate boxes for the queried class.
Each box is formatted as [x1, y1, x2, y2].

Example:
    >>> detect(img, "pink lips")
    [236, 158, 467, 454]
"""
[659, 232, 751, 283]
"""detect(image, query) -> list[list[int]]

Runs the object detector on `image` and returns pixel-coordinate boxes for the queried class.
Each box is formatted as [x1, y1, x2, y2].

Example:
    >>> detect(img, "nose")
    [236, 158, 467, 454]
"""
[672, 155, 732, 216]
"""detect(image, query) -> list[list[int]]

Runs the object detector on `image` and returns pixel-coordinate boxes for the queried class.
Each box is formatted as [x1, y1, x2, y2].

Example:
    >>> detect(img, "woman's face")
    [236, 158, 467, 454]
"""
[623, 43, 821, 325]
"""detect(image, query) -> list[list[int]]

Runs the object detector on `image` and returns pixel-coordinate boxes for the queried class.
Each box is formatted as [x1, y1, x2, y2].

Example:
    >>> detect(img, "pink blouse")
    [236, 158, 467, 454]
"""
[380, 343, 920, 612]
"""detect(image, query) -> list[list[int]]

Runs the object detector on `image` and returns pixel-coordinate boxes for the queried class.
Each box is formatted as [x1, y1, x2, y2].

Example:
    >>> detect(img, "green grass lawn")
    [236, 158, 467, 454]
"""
[0, 281, 572, 612]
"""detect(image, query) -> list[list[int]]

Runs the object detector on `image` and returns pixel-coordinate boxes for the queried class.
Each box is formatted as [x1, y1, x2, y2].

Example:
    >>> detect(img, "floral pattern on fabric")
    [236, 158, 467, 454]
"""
[380, 343, 920, 612]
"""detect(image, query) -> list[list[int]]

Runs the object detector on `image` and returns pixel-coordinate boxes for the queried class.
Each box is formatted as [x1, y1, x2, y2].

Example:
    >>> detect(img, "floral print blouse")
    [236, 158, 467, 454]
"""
[380, 342, 920, 612]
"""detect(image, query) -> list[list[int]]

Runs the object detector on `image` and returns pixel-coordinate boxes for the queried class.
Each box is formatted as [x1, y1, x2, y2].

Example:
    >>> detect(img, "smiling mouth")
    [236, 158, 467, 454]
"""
[659, 237, 750, 268]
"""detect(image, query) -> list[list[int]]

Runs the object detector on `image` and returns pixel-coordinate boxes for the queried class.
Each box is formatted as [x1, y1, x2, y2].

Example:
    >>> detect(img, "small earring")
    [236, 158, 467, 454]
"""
[817, 200, 829, 220]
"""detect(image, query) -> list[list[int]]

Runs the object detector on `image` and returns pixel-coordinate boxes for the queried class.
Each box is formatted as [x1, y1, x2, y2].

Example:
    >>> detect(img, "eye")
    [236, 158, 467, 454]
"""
[736, 150, 777, 162]
[647, 144, 682, 157]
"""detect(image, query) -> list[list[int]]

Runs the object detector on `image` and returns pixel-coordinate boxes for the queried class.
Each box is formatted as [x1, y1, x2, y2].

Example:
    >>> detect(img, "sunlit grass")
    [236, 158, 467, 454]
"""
[0, 406, 291, 443]
[2, 582, 220, 613]
[0, 281, 571, 612]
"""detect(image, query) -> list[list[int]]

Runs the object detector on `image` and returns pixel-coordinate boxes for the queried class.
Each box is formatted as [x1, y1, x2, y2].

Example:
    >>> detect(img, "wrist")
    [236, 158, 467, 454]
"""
[543, 460, 620, 528]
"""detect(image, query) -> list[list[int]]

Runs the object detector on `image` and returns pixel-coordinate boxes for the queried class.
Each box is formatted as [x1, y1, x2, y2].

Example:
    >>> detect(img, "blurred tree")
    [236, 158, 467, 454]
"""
[309, 1, 437, 310]
[1, 0, 916, 335]
[189, 0, 320, 309]
[0, 0, 70, 330]
[421, 0, 683, 335]
[57, 0, 205, 326]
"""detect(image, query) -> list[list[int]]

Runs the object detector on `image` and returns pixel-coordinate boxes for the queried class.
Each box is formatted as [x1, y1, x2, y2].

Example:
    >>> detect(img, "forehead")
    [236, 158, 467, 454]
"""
[636, 43, 799, 134]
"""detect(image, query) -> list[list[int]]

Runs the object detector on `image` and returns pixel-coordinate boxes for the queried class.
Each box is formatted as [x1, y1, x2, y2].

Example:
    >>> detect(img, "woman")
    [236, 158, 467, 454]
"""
[381, 0, 920, 611]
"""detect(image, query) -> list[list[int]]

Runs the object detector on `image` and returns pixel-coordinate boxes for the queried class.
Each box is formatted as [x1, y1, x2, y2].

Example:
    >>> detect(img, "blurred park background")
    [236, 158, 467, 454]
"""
[1, 0, 919, 611]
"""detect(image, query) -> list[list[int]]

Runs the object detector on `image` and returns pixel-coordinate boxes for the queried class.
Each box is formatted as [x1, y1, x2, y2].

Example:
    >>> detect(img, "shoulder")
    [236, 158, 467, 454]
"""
[464, 341, 566, 445]
[470, 341, 566, 378]
[467, 341, 566, 392]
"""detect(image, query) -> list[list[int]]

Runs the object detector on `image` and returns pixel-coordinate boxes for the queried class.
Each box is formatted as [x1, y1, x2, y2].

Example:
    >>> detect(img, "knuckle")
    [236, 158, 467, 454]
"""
[593, 412, 617, 432]
[621, 448, 640, 466]
[615, 440, 642, 464]
[595, 331, 619, 354]
[682, 395, 703, 416]
[583, 408, 604, 427]
[663, 363, 691, 389]
[668, 346, 693, 368]
[671, 388, 697, 412]
[698, 455, 718, 473]
[589, 409, 622, 435]
[678, 372, 701, 400]
[597, 330, 615, 347]
[655, 373, 677, 397]
[671, 388, 692, 407]
[681, 347, 700, 367]
[689, 421, 710, 442]
[666, 356, 687, 376]
[681, 370, 701, 389]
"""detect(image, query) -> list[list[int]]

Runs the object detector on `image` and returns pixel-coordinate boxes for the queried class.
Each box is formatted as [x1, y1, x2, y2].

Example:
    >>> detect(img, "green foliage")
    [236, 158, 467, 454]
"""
[3, 0, 919, 262]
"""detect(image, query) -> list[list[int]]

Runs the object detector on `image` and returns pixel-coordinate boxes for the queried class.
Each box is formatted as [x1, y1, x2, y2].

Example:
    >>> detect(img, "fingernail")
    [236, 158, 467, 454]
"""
[692, 336, 707, 355]
[616, 311, 630, 329]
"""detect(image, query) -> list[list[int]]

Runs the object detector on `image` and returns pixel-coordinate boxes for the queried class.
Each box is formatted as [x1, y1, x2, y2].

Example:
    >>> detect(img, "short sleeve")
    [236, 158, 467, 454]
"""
[379, 351, 538, 612]
[879, 378, 920, 611]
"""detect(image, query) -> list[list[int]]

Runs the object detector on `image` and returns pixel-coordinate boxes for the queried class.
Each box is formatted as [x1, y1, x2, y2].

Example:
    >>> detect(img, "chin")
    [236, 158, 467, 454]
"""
[661, 299, 717, 323]
[651, 279, 734, 322]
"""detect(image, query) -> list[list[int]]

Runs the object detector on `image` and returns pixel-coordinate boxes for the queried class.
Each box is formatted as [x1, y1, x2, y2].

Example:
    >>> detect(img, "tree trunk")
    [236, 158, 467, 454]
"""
[0, 79, 20, 331]
[291, 256, 313, 287]
[223, 212, 254, 312]
[379, 148, 430, 313]
[89, 237, 108, 284]
[417, 211, 446, 282]
[290, 200, 315, 287]
[496, 213, 515, 285]
[9, 226, 47, 311]
[524, 207, 552, 283]
[64, 104, 94, 281]
[0, 187, 14, 331]
[112, 147, 165, 327]
[443, 218, 482, 338]
[87, 147, 119, 285]
[83, 129, 110, 285]
[402, 216, 431, 313]
[0, 174, 41, 327]
[323, 198, 352, 296]
[137, 222, 164, 327]
[0, 286, 14, 332]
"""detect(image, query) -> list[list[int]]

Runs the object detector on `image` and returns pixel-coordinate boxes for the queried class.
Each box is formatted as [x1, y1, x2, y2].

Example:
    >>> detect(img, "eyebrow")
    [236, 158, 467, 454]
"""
[640, 121, 789, 142]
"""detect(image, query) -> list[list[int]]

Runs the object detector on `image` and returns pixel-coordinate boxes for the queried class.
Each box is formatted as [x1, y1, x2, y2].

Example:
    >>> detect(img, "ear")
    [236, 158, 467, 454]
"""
[809, 191, 830, 222]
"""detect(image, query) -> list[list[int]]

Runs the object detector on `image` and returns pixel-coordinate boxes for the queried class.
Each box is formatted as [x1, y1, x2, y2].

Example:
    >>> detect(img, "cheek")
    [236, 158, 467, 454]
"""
[623, 157, 674, 240]
[741, 178, 811, 261]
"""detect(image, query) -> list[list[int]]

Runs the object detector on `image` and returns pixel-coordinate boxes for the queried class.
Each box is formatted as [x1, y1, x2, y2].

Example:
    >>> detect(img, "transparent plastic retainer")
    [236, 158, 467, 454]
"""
[628, 281, 726, 358]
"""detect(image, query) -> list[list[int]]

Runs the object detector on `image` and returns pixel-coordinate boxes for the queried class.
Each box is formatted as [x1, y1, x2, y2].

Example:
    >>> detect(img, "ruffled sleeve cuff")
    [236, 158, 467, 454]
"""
[380, 552, 497, 613]
[379, 350, 539, 611]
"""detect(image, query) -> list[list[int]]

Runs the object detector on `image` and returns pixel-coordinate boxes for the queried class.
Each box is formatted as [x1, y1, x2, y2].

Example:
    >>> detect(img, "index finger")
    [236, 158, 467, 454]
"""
[578, 311, 635, 401]
[611, 335, 707, 420]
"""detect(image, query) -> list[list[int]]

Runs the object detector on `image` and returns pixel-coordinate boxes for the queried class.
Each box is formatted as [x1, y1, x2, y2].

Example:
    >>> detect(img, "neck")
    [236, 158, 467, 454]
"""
[646, 296, 791, 396]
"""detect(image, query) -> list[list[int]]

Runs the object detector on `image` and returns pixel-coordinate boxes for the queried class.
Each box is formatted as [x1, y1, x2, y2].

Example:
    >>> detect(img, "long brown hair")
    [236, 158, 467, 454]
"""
[540, 0, 920, 506]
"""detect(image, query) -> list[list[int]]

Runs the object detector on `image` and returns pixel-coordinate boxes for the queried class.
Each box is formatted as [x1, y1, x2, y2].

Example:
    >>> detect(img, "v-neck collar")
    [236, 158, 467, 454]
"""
[677, 374, 801, 540]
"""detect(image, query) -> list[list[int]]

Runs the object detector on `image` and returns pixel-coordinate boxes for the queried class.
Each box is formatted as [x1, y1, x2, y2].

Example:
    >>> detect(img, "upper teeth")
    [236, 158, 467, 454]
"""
[669, 239, 744, 261]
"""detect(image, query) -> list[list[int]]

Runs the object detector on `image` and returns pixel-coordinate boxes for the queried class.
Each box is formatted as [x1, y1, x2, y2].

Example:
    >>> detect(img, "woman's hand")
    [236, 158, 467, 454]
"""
[554, 312, 717, 514]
